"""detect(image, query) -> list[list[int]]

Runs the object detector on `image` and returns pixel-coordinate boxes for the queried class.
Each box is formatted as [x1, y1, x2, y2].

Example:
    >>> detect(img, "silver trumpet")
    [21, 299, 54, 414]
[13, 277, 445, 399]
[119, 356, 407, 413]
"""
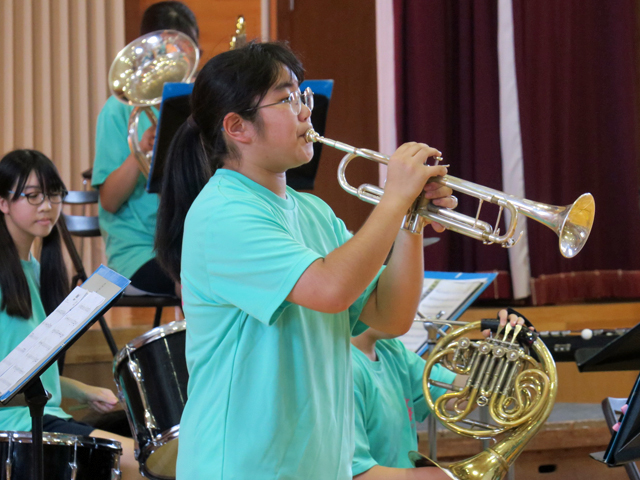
[305, 129, 595, 258]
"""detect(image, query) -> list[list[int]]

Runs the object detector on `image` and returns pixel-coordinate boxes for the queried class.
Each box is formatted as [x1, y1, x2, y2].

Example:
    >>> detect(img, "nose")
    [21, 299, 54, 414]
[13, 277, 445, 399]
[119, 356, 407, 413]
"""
[39, 196, 53, 211]
[299, 103, 312, 122]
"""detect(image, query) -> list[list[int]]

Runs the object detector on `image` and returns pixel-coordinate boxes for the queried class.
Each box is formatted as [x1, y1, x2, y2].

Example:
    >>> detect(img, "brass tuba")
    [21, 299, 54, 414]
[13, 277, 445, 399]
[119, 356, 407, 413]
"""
[408, 320, 558, 479]
[109, 30, 199, 177]
[304, 129, 595, 258]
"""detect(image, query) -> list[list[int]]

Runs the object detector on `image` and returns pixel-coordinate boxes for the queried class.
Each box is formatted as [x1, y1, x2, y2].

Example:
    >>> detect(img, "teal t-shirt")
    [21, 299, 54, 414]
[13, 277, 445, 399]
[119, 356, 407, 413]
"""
[0, 257, 71, 431]
[351, 338, 457, 475]
[91, 96, 159, 279]
[177, 169, 380, 480]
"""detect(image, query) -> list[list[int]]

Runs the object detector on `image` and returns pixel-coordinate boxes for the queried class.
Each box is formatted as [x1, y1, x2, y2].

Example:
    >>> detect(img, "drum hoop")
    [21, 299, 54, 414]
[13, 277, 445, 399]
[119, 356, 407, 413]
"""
[140, 425, 180, 479]
[140, 424, 180, 459]
[0, 431, 123, 453]
[113, 320, 186, 369]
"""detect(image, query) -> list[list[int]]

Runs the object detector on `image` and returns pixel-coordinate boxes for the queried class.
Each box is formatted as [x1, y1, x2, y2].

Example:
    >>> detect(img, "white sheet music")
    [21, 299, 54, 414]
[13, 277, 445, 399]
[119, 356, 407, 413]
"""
[417, 279, 485, 320]
[398, 276, 488, 353]
[0, 287, 105, 398]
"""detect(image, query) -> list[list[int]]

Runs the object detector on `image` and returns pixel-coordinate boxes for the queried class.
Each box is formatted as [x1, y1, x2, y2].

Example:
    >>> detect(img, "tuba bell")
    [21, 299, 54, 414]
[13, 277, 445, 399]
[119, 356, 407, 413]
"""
[108, 30, 199, 178]
[408, 320, 558, 479]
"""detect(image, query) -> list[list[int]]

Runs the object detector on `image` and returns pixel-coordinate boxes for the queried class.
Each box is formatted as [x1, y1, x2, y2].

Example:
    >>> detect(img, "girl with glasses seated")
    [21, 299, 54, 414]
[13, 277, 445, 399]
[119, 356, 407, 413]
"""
[155, 42, 456, 479]
[0, 149, 145, 479]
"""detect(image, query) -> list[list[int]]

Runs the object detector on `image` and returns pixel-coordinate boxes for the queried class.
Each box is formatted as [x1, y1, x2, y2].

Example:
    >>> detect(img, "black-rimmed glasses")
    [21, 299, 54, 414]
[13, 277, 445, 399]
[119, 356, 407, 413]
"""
[8, 190, 68, 206]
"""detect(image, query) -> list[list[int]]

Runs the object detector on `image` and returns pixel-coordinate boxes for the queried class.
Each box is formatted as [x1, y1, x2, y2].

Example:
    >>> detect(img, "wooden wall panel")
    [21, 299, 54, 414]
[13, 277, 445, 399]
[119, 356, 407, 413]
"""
[127, 0, 263, 64]
[277, 0, 379, 232]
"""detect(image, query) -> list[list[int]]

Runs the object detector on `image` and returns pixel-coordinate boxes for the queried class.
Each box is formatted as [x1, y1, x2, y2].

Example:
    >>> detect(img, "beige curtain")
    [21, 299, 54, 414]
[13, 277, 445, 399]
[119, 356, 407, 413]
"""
[0, 0, 125, 275]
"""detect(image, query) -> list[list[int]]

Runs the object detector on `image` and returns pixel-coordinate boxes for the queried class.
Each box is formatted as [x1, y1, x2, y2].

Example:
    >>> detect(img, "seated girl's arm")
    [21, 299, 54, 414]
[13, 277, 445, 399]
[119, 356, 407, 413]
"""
[99, 126, 155, 213]
[286, 143, 452, 335]
[59, 377, 118, 414]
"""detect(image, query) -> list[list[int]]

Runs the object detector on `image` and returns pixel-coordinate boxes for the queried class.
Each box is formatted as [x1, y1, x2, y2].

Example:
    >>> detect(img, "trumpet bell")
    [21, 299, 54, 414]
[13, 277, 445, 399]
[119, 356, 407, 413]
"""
[558, 193, 595, 258]
[109, 30, 199, 107]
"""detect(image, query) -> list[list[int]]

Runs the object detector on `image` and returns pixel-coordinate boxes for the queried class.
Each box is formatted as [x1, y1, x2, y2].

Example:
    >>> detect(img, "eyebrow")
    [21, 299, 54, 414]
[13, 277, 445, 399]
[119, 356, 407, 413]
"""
[273, 80, 297, 92]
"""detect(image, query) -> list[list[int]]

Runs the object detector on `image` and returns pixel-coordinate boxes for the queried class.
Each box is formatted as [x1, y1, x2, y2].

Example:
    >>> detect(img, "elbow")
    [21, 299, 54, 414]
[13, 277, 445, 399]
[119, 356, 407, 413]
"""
[374, 313, 414, 336]
[313, 284, 358, 314]
[99, 191, 120, 214]
[101, 201, 118, 214]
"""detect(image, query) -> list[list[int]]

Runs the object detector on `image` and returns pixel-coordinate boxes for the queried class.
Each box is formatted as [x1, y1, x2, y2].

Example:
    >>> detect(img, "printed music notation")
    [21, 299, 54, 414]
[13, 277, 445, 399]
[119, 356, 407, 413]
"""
[0, 288, 105, 399]
[398, 271, 497, 353]
[0, 265, 130, 404]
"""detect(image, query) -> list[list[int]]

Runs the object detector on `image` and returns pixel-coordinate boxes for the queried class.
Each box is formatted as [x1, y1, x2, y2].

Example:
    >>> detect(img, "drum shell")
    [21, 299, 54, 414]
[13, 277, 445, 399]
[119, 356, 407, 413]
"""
[113, 320, 188, 478]
[0, 431, 121, 480]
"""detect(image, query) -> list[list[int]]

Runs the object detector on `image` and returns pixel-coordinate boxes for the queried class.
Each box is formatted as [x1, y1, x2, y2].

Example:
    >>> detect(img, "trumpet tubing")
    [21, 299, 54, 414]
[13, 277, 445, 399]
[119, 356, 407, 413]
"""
[305, 129, 595, 258]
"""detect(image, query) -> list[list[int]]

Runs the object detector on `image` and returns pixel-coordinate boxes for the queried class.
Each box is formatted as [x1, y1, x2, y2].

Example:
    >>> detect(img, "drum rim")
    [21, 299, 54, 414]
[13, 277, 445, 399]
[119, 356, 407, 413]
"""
[139, 425, 180, 479]
[0, 431, 123, 452]
[113, 319, 186, 369]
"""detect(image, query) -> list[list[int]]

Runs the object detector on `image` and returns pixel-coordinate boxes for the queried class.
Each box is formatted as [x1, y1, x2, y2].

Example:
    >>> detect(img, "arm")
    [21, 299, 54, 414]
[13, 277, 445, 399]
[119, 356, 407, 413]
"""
[99, 126, 155, 213]
[355, 465, 451, 480]
[59, 377, 118, 414]
[286, 143, 452, 334]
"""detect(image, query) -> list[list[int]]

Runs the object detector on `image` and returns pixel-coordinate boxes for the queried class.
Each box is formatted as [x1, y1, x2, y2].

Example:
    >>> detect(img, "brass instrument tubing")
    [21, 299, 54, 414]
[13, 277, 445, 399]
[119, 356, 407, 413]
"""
[430, 379, 463, 393]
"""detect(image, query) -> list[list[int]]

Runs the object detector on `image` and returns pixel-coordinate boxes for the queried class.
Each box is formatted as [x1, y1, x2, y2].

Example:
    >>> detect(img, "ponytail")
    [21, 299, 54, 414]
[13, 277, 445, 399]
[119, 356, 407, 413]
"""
[156, 122, 220, 282]
[155, 42, 305, 282]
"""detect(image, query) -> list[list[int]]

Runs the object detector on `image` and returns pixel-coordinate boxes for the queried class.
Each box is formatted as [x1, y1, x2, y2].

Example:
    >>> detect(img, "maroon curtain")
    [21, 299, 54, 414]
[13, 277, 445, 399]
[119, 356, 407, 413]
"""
[512, 0, 640, 303]
[394, 0, 510, 279]
[395, 0, 640, 304]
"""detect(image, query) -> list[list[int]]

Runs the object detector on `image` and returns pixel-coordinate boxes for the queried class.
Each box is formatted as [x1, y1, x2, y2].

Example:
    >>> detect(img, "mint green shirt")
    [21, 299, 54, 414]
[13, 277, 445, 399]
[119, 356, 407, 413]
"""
[351, 339, 457, 475]
[177, 169, 380, 480]
[0, 257, 71, 431]
[91, 96, 159, 279]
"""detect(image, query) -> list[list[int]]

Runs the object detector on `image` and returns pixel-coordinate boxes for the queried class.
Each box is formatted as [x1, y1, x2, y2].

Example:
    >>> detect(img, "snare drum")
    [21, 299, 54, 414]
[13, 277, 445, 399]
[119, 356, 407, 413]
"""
[113, 320, 187, 480]
[0, 431, 122, 480]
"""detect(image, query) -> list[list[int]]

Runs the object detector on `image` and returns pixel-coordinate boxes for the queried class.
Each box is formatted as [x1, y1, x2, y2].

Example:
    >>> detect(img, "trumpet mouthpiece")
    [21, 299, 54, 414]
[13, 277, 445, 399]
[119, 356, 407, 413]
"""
[304, 129, 319, 143]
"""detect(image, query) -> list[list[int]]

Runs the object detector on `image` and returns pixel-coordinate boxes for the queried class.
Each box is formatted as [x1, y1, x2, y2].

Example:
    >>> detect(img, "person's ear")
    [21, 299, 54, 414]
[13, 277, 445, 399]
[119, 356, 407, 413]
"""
[0, 196, 10, 215]
[222, 112, 255, 145]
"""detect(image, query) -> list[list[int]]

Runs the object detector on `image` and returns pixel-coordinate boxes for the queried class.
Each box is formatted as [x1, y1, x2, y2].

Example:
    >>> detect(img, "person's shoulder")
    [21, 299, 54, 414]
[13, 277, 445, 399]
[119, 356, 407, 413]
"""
[378, 338, 409, 355]
[99, 96, 132, 120]
[289, 189, 332, 209]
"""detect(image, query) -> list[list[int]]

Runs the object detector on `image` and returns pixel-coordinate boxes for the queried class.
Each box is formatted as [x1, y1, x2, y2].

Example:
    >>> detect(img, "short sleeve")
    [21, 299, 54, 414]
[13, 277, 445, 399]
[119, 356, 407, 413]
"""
[406, 345, 457, 423]
[193, 198, 323, 325]
[91, 98, 132, 187]
[352, 367, 379, 476]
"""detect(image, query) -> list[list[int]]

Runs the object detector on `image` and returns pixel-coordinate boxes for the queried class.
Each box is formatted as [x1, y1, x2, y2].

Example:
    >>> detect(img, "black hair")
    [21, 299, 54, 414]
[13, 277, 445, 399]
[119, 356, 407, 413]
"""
[140, 1, 199, 44]
[0, 150, 69, 319]
[156, 41, 305, 281]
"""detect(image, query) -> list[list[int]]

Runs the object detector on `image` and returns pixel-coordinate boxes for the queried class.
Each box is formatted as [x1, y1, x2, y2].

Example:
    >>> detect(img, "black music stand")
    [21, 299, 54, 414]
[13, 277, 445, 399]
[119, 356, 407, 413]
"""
[146, 80, 334, 193]
[0, 266, 129, 480]
[590, 374, 640, 476]
[576, 322, 640, 372]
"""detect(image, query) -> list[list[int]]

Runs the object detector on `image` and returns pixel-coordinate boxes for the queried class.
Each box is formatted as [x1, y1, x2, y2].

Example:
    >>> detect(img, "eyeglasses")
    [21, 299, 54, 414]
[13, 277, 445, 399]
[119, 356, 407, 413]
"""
[250, 87, 314, 116]
[8, 190, 68, 206]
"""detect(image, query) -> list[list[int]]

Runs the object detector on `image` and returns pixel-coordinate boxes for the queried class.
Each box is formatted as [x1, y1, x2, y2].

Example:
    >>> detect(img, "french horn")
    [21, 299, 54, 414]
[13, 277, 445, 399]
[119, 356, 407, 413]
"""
[409, 320, 558, 479]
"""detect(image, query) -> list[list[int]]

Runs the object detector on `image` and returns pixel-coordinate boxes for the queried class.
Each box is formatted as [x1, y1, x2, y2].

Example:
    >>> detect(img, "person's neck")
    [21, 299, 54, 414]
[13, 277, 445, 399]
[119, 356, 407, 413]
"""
[224, 161, 288, 198]
[6, 223, 34, 261]
[351, 334, 378, 362]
